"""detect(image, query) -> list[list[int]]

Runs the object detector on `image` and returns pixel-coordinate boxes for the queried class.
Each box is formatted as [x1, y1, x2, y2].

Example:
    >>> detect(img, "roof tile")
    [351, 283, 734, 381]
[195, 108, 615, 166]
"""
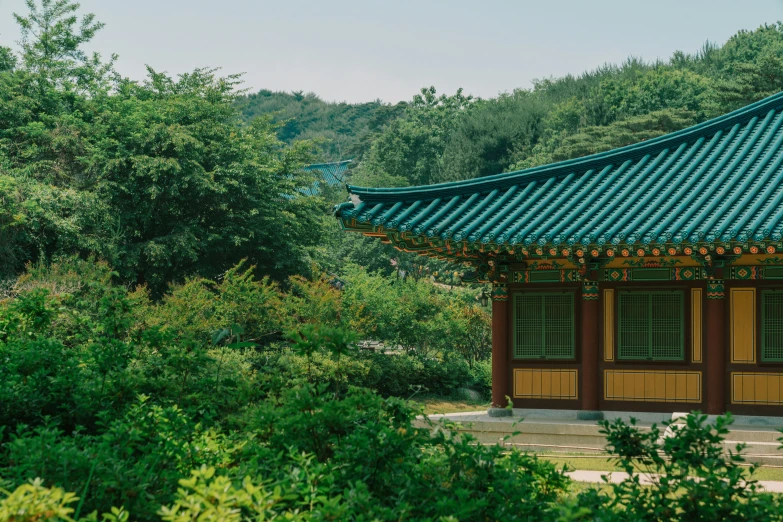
[336, 92, 783, 253]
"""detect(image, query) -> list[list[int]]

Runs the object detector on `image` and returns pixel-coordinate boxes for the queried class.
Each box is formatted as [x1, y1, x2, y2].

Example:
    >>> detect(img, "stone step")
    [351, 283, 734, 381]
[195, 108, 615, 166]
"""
[723, 440, 783, 450]
[566, 470, 783, 493]
[723, 428, 782, 444]
[416, 410, 783, 465]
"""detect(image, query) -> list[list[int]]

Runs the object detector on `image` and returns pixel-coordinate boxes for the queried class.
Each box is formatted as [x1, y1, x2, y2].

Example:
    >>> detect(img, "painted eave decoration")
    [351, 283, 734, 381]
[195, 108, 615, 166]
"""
[334, 92, 783, 277]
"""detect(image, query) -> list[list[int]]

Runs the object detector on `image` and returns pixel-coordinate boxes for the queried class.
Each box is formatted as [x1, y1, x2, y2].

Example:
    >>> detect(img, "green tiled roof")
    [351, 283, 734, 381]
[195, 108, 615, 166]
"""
[336, 92, 783, 256]
[300, 160, 351, 196]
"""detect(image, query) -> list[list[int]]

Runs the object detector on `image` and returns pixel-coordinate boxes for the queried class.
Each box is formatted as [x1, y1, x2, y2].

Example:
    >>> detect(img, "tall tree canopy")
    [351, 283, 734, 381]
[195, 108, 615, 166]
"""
[0, 0, 326, 293]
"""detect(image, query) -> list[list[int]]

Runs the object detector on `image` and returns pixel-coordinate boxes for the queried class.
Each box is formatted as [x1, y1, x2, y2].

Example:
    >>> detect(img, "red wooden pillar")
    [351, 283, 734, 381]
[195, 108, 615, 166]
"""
[490, 284, 510, 415]
[581, 282, 600, 411]
[706, 280, 726, 415]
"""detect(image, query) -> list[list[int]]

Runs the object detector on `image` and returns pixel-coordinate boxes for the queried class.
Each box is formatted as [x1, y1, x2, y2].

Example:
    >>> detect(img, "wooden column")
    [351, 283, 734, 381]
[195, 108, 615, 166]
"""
[581, 281, 600, 411]
[491, 285, 509, 410]
[705, 280, 726, 414]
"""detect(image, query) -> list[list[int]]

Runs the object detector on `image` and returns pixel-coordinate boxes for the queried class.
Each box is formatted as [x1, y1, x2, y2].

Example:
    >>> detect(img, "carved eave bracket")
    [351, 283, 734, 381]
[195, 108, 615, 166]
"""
[460, 252, 510, 284]
[688, 250, 742, 279]
[585, 256, 612, 281]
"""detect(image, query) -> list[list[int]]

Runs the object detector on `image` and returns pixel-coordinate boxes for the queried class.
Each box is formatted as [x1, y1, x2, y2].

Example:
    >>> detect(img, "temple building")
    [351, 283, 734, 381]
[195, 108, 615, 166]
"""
[334, 92, 783, 417]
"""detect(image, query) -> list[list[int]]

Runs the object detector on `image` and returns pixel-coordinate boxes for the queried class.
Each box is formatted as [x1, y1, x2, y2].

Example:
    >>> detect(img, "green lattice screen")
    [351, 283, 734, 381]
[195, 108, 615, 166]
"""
[762, 291, 783, 362]
[618, 292, 684, 360]
[618, 293, 649, 359]
[514, 293, 574, 359]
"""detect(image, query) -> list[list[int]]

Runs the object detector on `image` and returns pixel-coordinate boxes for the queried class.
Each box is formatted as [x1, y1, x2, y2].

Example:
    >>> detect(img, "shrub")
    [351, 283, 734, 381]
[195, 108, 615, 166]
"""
[146, 262, 286, 346]
[258, 344, 478, 400]
[560, 412, 783, 521]
[1, 397, 241, 520]
[350, 351, 475, 398]
[469, 358, 493, 397]
[230, 383, 569, 521]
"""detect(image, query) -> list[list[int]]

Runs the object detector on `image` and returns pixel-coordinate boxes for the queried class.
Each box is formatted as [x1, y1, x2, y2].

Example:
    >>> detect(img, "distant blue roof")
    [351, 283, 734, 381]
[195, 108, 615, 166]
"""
[300, 160, 352, 196]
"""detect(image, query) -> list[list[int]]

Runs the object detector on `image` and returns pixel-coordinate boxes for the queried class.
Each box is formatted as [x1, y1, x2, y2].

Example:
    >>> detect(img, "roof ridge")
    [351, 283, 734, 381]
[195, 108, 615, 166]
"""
[348, 91, 783, 202]
[304, 159, 353, 168]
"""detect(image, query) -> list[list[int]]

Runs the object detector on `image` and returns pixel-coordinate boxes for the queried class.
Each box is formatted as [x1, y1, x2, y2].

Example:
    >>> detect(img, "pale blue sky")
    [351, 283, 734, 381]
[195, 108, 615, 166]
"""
[1, 0, 783, 103]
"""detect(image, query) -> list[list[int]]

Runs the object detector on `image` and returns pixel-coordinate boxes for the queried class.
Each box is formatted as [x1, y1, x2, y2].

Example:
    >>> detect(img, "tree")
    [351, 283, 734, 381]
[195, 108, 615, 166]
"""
[14, 0, 116, 92]
[440, 90, 548, 181]
[0, 1, 327, 294]
[712, 53, 783, 112]
[513, 108, 697, 168]
[0, 47, 16, 72]
[358, 87, 473, 187]
[235, 89, 398, 162]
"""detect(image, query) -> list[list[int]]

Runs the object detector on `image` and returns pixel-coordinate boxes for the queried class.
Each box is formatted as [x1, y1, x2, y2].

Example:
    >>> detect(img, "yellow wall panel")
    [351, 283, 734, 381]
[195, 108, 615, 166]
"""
[734, 375, 744, 402]
[518, 370, 532, 397]
[756, 375, 768, 403]
[770, 378, 781, 404]
[634, 373, 645, 399]
[549, 371, 560, 397]
[514, 369, 578, 400]
[692, 288, 702, 363]
[644, 373, 655, 399]
[605, 370, 702, 403]
[675, 373, 687, 400]
[654, 373, 666, 401]
[532, 371, 542, 396]
[604, 289, 614, 361]
[743, 374, 755, 402]
[624, 372, 635, 399]
[687, 373, 700, 401]
[732, 373, 783, 405]
[665, 373, 677, 401]
[731, 288, 756, 363]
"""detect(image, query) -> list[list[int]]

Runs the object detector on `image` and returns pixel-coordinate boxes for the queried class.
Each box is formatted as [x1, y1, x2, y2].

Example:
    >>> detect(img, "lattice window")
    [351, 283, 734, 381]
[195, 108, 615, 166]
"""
[514, 293, 574, 359]
[762, 291, 783, 362]
[618, 292, 684, 360]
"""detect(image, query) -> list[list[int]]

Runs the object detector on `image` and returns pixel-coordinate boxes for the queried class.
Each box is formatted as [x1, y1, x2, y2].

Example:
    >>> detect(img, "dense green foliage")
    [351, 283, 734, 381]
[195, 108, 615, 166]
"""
[4, 259, 783, 521]
[5, 1, 783, 520]
[0, 258, 490, 432]
[235, 89, 404, 163]
[562, 413, 783, 521]
[0, 259, 539, 521]
[0, 1, 325, 295]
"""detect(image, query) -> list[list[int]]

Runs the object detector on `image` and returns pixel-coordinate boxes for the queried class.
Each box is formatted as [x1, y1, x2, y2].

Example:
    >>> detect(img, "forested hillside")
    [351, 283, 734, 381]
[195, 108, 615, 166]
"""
[238, 25, 783, 189]
[4, 1, 783, 519]
[235, 90, 403, 162]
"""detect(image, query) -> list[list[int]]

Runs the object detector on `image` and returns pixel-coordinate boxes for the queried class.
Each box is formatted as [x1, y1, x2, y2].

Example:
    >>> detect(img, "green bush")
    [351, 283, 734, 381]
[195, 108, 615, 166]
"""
[360, 352, 474, 397]
[469, 359, 493, 397]
[9, 404, 783, 521]
[205, 383, 568, 521]
[559, 412, 783, 521]
[1, 384, 569, 521]
[1, 397, 241, 520]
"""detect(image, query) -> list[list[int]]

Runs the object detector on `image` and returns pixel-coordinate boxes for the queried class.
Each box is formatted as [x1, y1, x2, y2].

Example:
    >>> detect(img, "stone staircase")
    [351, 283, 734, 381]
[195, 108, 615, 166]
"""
[416, 409, 783, 465]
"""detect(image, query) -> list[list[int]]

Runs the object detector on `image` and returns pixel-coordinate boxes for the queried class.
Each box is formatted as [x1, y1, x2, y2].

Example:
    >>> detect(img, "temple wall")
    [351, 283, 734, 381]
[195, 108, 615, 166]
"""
[726, 280, 783, 415]
[503, 271, 783, 415]
[596, 280, 706, 413]
[505, 283, 582, 410]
